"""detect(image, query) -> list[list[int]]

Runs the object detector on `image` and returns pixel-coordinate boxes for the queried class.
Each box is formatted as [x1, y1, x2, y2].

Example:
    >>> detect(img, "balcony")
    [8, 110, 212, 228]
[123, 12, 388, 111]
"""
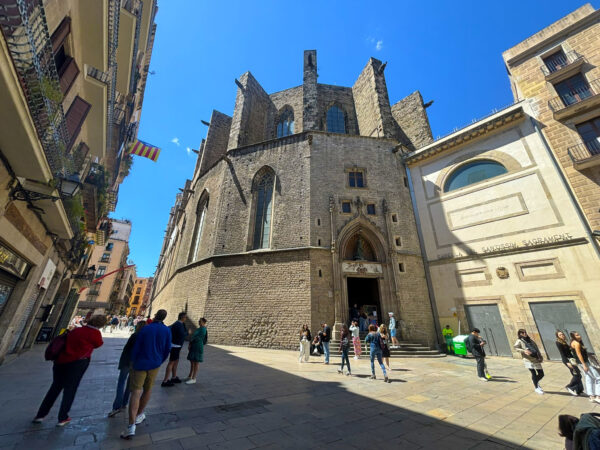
[548, 79, 600, 121]
[541, 51, 586, 82]
[568, 139, 600, 170]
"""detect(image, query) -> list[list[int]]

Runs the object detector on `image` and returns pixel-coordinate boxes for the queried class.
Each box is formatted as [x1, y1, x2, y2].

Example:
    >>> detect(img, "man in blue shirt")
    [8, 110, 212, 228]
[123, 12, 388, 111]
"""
[121, 309, 171, 440]
[161, 312, 188, 387]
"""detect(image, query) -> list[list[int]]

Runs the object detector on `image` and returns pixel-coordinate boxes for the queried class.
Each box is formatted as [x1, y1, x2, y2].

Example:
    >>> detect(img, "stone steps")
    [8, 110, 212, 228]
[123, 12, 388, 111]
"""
[325, 340, 446, 358]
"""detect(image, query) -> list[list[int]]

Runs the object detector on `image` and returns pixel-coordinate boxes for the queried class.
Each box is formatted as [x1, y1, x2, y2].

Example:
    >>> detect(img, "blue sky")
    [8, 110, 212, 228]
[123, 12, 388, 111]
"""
[113, 1, 595, 277]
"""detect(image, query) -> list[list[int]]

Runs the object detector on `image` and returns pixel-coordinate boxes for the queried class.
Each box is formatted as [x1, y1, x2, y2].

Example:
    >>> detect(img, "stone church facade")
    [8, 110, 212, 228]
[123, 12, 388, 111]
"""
[151, 51, 439, 349]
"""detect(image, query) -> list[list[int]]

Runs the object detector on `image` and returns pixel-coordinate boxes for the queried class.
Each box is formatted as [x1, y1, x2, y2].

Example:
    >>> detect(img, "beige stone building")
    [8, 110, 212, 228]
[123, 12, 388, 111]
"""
[0, 0, 156, 363]
[151, 50, 438, 349]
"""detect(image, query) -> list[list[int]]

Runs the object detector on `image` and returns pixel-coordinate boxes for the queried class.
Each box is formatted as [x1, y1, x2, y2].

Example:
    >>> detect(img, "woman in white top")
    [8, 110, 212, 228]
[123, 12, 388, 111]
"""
[349, 320, 361, 359]
[514, 329, 544, 394]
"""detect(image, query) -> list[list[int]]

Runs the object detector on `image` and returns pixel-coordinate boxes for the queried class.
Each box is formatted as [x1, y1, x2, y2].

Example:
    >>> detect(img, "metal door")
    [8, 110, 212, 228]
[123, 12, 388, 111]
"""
[529, 301, 594, 361]
[465, 304, 512, 356]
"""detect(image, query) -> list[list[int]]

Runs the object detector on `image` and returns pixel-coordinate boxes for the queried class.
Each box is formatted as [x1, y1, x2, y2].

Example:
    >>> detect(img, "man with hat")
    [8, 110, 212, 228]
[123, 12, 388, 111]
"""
[388, 312, 400, 348]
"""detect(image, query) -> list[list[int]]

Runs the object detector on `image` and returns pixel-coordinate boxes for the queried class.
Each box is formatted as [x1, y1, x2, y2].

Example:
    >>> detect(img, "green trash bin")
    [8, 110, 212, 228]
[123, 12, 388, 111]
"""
[453, 335, 469, 357]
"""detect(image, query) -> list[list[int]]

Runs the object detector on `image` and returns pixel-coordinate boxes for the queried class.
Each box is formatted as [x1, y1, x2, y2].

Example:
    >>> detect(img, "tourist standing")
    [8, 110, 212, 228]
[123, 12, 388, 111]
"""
[186, 318, 208, 384]
[108, 320, 147, 417]
[388, 312, 399, 348]
[299, 324, 311, 363]
[350, 319, 361, 359]
[365, 324, 389, 382]
[321, 322, 331, 364]
[33, 315, 106, 426]
[161, 312, 188, 387]
[350, 304, 359, 321]
[337, 324, 351, 376]
[570, 331, 600, 403]
[121, 310, 171, 440]
[467, 328, 487, 381]
[379, 324, 392, 372]
[110, 316, 119, 333]
[359, 312, 368, 332]
[514, 329, 545, 394]
[442, 324, 454, 353]
[556, 331, 584, 396]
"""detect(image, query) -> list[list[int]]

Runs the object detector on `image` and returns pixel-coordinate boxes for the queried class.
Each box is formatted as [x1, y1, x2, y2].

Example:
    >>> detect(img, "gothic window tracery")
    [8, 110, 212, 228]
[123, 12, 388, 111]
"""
[326, 105, 346, 134]
[252, 168, 275, 249]
[189, 193, 209, 262]
[276, 108, 294, 138]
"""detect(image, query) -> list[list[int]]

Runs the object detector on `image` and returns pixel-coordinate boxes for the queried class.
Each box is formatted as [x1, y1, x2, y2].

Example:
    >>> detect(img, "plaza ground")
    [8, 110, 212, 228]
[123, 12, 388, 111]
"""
[0, 330, 597, 449]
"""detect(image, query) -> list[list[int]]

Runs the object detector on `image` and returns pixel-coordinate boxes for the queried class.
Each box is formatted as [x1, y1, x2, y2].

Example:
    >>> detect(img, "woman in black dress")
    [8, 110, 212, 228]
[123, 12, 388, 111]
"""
[379, 324, 392, 372]
[555, 331, 583, 396]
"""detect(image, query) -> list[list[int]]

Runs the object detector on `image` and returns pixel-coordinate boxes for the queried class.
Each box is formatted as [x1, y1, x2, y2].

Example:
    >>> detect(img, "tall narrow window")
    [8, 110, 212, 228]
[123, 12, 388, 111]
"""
[252, 169, 275, 249]
[190, 194, 208, 262]
[276, 108, 294, 138]
[326, 106, 346, 134]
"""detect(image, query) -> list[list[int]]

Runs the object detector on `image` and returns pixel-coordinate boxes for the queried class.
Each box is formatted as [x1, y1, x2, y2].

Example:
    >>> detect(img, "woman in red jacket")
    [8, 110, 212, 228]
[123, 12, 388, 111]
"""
[33, 315, 106, 426]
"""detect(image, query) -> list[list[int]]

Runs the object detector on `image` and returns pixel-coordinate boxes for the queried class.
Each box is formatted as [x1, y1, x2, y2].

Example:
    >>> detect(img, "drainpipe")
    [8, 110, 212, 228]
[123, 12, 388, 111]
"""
[530, 117, 600, 259]
[405, 166, 444, 349]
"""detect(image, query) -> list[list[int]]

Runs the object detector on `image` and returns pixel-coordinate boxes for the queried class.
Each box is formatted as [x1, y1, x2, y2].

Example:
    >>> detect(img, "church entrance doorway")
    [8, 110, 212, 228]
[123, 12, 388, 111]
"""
[347, 277, 381, 327]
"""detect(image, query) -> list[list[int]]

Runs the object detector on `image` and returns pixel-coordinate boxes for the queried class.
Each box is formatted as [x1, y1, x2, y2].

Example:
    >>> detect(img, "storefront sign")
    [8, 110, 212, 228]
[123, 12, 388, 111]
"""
[0, 242, 30, 279]
[38, 258, 57, 289]
[342, 262, 382, 275]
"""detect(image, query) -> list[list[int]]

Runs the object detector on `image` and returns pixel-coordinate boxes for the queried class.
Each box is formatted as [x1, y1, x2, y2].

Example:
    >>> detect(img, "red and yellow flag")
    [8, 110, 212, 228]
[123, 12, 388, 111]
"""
[128, 139, 160, 162]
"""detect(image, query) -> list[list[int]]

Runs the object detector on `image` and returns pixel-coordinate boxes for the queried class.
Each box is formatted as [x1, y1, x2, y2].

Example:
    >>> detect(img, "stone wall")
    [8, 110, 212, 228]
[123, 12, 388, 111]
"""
[391, 91, 434, 150]
[317, 84, 359, 135]
[199, 110, 231, 176]
[270, 86, 303, 134]
[302, 50, 318, 131]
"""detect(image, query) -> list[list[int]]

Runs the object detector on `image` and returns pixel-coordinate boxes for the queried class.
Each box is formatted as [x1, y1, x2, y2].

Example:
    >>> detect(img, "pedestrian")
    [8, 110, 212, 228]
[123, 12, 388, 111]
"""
[570, 331, 600, 403]
[555, 330, 584, 396]
[359, 311, 368, 332]
[110, 316, 119, 333]
[365, 325, 389, 382]
[350, 304, 359, 321]
[337, 324, 351, 376]
[388, 312, 400, 348]
[350, 319, 361, 359]
[185, 318, 208, 384]
[120, 310, 171, 440]
[299, 324, 311, 363]
[33, 315, 106, 426]
[442, 324, 454, 353]
[310, 334, 322, 356]
[514, 329, 545, 394]
[161, 312, 188, 387]
[108, 320, 147, 417]
[379, 324, 392, 371]
[466, 328, 487, 381]
[321, 322, 331, 364]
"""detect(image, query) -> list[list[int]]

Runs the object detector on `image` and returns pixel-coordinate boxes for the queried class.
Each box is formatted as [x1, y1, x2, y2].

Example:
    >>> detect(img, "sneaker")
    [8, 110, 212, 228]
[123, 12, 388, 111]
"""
[134, 413, 146, 425]
[535, 387, 544, 395]
[31, 417, 44, 424]
[346, 372, 352, 376]
[594, 397, 600, 404]
[120, 424, 136, 440]
[369, 375, 376, 380]
[337, 369, 343, 374]
[478, 377, 489, 382]
[57, 417, 71, 427]
[185, 378, 196, 385]
[589, 396, 596, 402]
[485, 373, 492, 380]
[171, 377, 182, 384]
[384, 376, 390, 383]
[566, 387, 578, 396]
[161, 380, 175, 387]
[353, 356, 359, 360]
[107, 409, 122, 418]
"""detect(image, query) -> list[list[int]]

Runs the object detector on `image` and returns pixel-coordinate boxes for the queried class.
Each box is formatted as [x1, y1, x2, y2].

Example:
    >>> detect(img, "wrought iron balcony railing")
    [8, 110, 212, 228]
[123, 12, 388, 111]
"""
[541, 51, 585, 76]
[548, 79, 600, 114]
[568, 139, 600, 164]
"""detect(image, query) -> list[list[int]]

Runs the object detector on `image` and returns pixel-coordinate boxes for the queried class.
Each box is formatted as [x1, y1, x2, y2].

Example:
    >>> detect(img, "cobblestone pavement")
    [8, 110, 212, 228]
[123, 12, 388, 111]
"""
[0, 330, 597, 449]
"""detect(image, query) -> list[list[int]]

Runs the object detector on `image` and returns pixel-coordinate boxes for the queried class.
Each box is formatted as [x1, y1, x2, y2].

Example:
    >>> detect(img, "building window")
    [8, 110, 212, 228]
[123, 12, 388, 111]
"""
[555, 74, 592, 107]
[576, 117, 600, 154]
[444, 160, 508, 192]
[65, 96, 92, 150]
[96, 266, 106, 277]
[50, 17, 79, 95]
[276, 108, 294, 138]
[136, 287, 141, 294]
[189, 193, 209, 262]
[542, 50, 568, 74]
[395, 237, 402, 247]
[100, 253, 110, 263]
[391, 214, 398, 223]
[106, 243, 114, 251]
[348, 170, 365, 188]
[398, 263, 405, 272]
[132, 296, 140, 305]
[252, 168, 275, 249]
[341, 201, 352, 214]
[366, 204, 376, 215]
[326, 106, 346, 134]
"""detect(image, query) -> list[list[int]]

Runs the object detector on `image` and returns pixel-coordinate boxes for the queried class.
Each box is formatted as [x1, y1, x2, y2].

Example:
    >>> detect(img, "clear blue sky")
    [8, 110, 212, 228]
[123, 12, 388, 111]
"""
[112, 0, 595, 277]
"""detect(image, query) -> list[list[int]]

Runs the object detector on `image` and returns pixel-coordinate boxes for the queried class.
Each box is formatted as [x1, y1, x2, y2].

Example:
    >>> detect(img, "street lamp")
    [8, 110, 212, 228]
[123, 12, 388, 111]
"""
[11, 173, 83, 202]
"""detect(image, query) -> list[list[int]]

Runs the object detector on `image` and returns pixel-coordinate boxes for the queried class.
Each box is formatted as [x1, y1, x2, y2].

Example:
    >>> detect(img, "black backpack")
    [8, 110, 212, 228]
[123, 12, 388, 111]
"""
[573, 412, 600, 450]
[465, 335, 473, 353]
[45, 331, 68, 361]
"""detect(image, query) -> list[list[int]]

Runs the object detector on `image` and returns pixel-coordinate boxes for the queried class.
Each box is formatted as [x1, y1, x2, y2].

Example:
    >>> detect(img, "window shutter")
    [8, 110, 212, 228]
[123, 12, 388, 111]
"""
[50, 17, 71, 54]
[65, 96, 91, 150]
[58, 56, 79, 95]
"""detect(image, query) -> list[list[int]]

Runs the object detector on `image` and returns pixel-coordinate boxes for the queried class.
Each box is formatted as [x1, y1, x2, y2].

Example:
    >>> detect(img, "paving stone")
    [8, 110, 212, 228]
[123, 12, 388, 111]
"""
[151, 426, 197, 442]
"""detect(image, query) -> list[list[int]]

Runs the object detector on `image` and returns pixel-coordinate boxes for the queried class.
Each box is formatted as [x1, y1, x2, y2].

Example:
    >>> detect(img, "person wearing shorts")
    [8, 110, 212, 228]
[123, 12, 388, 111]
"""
[161, 312, 187, 387]
[389, 312, 399, 347]
[121, 310, 171, 440]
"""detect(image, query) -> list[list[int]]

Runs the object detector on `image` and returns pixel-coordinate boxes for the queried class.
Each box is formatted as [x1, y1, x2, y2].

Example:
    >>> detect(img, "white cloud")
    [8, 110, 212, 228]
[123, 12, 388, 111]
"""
[186, 147, 191, 155]
[376, 40, 383, 51]
[171, 137, 180, 146]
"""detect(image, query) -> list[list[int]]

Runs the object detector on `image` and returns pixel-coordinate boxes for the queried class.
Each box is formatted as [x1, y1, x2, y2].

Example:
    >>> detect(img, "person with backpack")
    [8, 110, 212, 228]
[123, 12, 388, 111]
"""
[108, 320, 147, 417]
[466, 328, 487, 381]
[337, 324, 351, 376]
[33, 315, 106, 427]
[570, 331, 600, 403]
[556, 330, 584, 397]
[185, 318, 208, 384]
[514, 329, 545, 394]
[161, 312, 188, 387]
[365, 324, 389, 382]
